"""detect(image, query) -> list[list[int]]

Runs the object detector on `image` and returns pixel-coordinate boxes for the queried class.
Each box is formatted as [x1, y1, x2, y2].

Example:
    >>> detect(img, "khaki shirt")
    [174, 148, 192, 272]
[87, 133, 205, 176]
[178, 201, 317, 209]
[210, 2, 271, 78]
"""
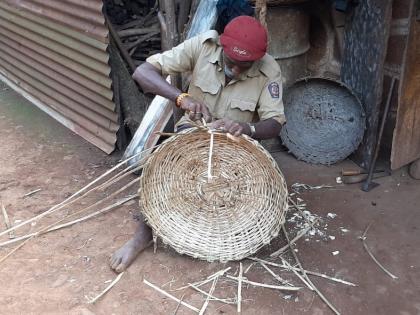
[146, 30, 285, 127]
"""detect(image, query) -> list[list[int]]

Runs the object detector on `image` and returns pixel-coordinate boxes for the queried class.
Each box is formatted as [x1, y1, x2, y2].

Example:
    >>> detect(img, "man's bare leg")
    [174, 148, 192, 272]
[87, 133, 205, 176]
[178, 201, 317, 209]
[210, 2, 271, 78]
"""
[110, 218, 152, 273]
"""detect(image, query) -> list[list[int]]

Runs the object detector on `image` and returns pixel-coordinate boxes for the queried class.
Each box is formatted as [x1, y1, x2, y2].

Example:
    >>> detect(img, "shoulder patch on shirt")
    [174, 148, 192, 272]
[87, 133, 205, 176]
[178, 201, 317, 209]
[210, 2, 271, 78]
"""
[268, 82, 280, 98]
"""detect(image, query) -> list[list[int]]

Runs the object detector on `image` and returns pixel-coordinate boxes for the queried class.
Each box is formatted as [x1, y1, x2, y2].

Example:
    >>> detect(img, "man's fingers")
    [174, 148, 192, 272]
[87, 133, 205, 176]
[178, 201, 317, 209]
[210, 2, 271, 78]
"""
[211, 119, 224, 129]
[200, 105, 212, 123]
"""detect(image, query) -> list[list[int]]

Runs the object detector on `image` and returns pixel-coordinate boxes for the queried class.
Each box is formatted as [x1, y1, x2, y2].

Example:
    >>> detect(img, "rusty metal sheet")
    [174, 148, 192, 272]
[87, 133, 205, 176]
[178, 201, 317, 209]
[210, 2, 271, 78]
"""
[391, 12, 420, 169]
[0, 1, 117, 153]
[3, 0, 108, 42]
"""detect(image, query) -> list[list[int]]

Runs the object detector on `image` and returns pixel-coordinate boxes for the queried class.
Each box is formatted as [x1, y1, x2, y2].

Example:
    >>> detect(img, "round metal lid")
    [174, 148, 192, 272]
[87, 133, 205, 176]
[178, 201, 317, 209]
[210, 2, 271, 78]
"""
[280, 77, 365, 165]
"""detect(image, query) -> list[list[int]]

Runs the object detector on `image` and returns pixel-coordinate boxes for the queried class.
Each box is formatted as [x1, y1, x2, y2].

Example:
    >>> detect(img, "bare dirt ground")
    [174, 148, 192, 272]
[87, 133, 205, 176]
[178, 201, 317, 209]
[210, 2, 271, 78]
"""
[1, 82, 420, 315]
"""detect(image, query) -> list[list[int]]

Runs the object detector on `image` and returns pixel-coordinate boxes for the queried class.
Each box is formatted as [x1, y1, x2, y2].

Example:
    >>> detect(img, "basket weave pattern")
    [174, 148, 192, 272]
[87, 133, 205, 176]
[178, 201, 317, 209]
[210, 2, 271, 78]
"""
[139, 129, 288, 262]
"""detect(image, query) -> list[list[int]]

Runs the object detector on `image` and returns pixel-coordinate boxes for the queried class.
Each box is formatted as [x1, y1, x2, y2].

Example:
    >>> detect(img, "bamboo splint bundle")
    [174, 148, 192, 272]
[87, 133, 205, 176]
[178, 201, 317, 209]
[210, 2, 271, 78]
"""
[139, 128, 288, 262]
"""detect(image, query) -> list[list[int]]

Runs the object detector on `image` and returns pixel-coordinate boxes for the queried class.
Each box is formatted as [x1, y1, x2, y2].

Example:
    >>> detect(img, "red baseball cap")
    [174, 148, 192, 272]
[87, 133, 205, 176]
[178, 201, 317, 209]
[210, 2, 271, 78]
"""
[220, 16, 267, 62]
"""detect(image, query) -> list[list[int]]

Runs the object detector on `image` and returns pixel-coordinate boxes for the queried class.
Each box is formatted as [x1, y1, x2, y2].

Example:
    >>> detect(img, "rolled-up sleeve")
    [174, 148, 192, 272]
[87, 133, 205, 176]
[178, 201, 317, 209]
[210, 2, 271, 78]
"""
[257, 72, 286, 125]
[145, 31, 217, 76]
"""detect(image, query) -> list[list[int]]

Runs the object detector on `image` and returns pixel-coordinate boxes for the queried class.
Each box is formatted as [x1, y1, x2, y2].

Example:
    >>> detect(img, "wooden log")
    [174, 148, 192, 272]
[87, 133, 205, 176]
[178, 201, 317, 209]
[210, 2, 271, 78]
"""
[105, 14, 136, 73]
[118, 27, 160, 38]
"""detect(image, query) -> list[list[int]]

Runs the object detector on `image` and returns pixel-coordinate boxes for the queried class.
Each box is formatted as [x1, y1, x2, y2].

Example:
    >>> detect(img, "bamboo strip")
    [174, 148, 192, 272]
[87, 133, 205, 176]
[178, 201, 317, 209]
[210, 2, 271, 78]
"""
[144, 279, 200, 313]
[0, 195, 137, 248]
[88, 272, 125, 304]
[226, 275, 300, 291]
[199, 277, 218, 315]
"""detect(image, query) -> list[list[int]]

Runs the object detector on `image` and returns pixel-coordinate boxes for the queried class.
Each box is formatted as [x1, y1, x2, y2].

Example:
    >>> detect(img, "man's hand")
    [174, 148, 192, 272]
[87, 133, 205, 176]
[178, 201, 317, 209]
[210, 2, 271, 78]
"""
[179, 96, 212, 123]
[211, 118, 250, 137]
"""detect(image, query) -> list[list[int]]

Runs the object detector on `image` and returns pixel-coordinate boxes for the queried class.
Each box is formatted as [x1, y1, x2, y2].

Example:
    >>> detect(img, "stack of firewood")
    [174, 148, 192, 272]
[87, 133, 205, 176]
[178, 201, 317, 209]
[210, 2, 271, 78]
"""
[104, 0, 161, 67]
[104, 0, 198, 69]
[115, 13, 161, 66]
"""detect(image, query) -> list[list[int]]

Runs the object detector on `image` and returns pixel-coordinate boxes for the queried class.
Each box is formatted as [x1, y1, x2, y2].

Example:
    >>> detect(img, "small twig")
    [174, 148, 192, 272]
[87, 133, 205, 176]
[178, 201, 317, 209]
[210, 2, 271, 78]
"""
[359, 223, 398, 280]
[1, 203, 14, 238]
[144, 279, 199, 313]
[88, 272, 125, 304]
[199, 277, 218, 315]
[23, 188, 42, 198]
[226, 275, 301, 291]
[237, 262, 243, 313]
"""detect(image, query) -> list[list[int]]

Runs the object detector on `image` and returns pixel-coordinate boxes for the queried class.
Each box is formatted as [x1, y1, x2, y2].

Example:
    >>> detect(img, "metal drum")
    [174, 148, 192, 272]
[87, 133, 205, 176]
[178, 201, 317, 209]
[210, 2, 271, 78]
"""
[280, 77, 366, 165]
[266, 7, 310, 87]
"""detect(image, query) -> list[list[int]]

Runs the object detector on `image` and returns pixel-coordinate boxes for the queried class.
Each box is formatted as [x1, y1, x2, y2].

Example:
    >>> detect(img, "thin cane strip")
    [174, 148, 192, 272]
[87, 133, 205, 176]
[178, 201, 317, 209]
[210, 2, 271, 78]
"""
[207, 131, 214, 180]
[248, 257, 356, 286]
[282, 226, 341, 315]
[175, 267, 231, 291]
[362, 241, 398, 279]
[0, 195, 137, 248]
[281, 258, 313, 290]
[226, 275, 301, 291]
[199, 277, 218, 315]
[144, 279, 200, 313]
[0, 148, 151, 238]
[188, 283, 235, 304]
[259, 262, 292, 286]
[0, 179, 139, 262]
[96, 162, 142, 191]
[237, 262, 243, 313]
[270, 225, 313, 257]
[88, 272, 125, 304]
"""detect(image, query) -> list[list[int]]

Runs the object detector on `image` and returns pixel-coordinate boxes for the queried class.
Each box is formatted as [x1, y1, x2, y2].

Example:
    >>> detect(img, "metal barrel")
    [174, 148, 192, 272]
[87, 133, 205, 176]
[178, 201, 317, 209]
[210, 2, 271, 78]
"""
[266, 6, 310, 87]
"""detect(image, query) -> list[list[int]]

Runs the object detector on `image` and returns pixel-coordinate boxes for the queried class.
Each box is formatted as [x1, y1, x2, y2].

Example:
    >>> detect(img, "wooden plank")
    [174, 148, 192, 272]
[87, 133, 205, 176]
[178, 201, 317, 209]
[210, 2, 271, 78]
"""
[391, 11, 420, 169]
[340, 0, 393, 168]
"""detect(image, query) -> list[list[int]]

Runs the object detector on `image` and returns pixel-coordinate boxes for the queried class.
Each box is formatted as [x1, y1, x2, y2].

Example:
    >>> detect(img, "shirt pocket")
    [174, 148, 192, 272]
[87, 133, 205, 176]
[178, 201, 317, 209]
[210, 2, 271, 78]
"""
[227, 99, 257, 123]
[193, 75, 220, 95]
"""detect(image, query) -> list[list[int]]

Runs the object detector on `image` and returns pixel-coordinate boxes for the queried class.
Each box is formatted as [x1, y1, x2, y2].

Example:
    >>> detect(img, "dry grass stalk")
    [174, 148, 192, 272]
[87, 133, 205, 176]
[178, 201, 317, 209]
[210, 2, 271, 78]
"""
[1, 203, 14, 239]
[281, 225, 341, 315]
[0, 195, 137, 248]
[144, 279, 200, 313]
[226, 275, 300, 291]
[360, 223, 398, 280]
[249, 257, 356, 287]
[237, 262, 243, 313]
[88, 272, 125, 304]
[199, 277, 218, 315]
[0, 148, 150, 238]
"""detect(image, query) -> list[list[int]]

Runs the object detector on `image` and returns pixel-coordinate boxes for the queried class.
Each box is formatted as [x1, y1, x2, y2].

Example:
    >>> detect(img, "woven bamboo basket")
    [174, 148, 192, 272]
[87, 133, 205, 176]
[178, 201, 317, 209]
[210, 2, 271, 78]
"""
[139, 128, 288, 262]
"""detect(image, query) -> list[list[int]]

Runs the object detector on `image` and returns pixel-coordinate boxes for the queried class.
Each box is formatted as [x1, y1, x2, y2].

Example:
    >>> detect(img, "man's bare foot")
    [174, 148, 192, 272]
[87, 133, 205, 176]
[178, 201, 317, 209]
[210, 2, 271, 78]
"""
[110, 220, 152, 273]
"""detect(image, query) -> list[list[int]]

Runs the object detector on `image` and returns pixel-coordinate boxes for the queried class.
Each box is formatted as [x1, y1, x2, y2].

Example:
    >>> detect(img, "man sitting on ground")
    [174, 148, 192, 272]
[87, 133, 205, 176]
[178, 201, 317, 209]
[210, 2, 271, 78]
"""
[110, 16, 286, 272]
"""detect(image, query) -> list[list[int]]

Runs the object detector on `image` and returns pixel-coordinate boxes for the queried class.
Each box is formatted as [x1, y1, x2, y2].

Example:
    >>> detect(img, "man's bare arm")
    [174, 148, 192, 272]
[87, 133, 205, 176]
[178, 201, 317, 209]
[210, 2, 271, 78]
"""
[132, 62, 211, 122]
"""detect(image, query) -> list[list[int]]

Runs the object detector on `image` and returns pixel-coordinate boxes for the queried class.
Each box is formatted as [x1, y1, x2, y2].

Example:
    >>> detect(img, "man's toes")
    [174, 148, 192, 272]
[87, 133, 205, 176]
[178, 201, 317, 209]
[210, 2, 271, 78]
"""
[110, 256, 122, 270]
[115, 263, 127, 273]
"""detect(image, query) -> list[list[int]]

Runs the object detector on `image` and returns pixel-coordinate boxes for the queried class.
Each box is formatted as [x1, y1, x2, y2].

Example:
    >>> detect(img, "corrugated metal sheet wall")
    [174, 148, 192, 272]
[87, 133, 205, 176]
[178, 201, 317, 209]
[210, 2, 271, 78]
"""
[0, 0, 118, 153]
